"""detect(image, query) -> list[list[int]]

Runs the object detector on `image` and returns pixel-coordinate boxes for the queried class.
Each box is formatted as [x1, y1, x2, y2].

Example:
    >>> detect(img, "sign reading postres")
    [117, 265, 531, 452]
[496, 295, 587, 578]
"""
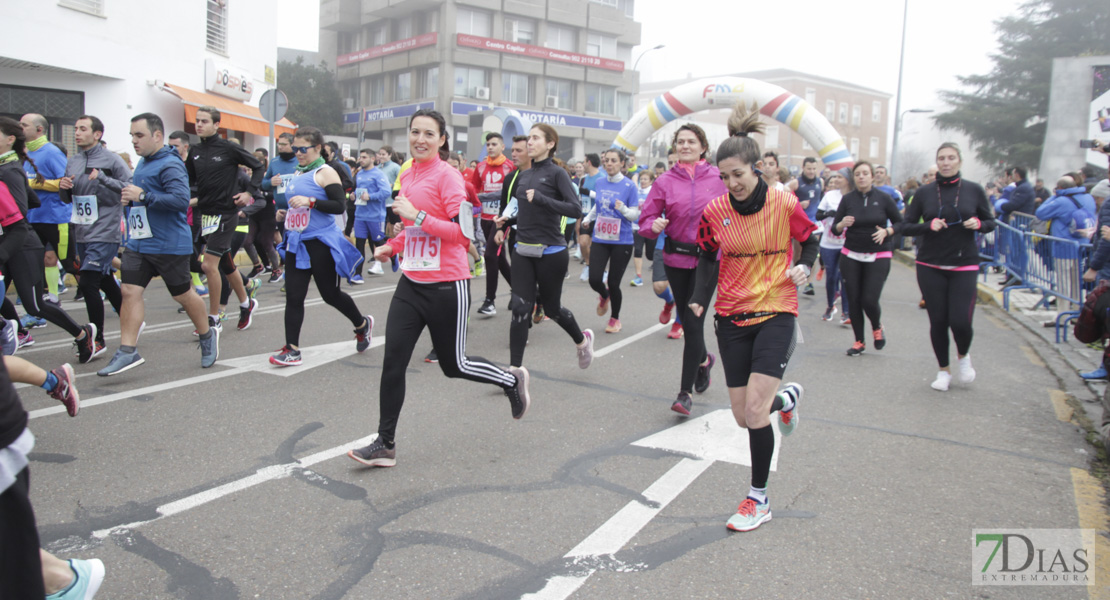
[972, 529, 1095, 585]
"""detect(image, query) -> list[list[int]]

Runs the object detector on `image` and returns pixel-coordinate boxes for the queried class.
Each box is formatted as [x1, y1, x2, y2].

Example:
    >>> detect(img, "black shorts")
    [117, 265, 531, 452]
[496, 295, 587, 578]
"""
[201, 213, 238, 256]
[31, 222, 73, 260]
[121, 249, 192, 296]
[715, 312, 797, 387]
[578, 220, 593, 236]
[386, 206, 401, 226]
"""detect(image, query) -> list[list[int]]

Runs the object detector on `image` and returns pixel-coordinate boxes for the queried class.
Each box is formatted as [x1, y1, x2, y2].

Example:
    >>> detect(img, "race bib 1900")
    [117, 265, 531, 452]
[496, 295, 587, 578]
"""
[285, 206, 311, 232]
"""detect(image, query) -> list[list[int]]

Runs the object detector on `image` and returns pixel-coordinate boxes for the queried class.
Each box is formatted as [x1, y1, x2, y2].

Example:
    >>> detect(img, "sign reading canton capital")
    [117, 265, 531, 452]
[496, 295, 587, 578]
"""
[204, 59, 255, 102]
[456, 34, 624, 72]
[337, 33, 439, 66]
[451, 102, 623, 132]
[344, 102, 435, 125]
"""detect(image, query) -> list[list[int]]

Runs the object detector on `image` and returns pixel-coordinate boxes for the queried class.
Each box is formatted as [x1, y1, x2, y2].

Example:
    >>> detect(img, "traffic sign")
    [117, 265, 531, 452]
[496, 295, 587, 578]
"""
[259, 88, 289, 123]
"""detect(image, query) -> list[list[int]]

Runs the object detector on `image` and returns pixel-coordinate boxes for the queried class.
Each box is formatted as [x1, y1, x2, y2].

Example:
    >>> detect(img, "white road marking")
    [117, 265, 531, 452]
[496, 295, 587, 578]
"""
[592, 323, 667, 359]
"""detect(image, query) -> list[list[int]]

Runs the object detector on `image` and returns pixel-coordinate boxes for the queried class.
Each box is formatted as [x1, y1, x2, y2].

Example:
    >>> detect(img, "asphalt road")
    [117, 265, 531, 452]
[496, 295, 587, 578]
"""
[15, 258, 1101, 599]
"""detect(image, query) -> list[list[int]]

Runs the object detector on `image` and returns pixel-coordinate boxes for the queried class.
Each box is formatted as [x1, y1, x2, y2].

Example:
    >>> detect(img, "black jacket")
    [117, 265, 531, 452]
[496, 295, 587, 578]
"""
[511, 157, 581, 247]
[900, 174, 996, 267]
[186, 136, 264, 215]
[832, 188, 903, 253]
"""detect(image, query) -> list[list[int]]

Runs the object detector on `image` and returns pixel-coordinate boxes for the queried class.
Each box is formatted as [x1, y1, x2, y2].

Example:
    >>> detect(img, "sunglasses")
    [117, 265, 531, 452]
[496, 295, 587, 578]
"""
[292, 145, 313, 154]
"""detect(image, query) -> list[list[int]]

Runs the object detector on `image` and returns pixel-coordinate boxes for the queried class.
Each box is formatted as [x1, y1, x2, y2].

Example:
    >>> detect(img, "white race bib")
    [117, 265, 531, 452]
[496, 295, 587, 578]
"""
[481, 198, 500, 216]
[594, 215, 622, 242]
[285, 206, 311, 233]
[845, 249, 877, 263]
[71, 195, 98, 225]
[354, 188, 368, 206]
[127, 206, 152, 239]
[200, 213, 221, 236]
[277, 174, 294, 194]
[401, 226, 441, 271]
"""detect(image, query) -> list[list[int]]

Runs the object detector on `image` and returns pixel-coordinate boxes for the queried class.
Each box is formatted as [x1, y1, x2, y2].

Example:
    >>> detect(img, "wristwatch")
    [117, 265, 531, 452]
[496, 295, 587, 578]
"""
[414, 210, 427, 226]
[138, 190, 146, 202]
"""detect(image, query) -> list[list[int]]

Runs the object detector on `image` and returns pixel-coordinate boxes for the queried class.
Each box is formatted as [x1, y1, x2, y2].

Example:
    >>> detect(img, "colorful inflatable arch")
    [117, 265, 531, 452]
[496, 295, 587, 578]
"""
[613, 77, 855, 171]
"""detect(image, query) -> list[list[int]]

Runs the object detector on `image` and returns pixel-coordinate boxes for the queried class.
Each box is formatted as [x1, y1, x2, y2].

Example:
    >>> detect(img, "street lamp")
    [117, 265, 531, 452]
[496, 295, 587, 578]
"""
[890, 108, 933, 183]
[633, 44, 665, 72]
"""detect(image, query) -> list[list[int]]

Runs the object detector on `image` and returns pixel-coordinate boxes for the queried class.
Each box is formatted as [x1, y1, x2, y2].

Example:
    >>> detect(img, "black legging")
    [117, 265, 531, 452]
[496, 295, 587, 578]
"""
[248, 205, 281, 271]
[354, 236, 377, 276]
[509, 248, 585, 367]
[77, 269, 122, 343]
[0, 243, 82, 337]
[664, 264, 708, 393]
[917, 265, 977, 368]
[481, 219, 511, 301]
[633, 232, 645, 259]
[839, 255, 891, 343]
[589, 243, 633, 319]
[378, 277, 516, 444]
[283, 239, 365, 347]
[219, 229, 250, 306]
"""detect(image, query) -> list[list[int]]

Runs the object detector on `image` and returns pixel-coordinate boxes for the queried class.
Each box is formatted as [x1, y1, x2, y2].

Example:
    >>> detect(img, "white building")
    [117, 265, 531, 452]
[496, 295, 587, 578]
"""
[0, 0, 293, 158]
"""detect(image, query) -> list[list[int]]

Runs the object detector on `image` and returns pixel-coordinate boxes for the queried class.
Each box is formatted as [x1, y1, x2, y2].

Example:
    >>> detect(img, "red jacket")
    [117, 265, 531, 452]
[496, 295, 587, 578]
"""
[468, 155, 516, 220]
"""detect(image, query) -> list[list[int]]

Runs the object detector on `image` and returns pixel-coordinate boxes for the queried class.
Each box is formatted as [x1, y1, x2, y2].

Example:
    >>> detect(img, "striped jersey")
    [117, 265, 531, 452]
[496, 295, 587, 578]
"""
[696, 188, 817, 327]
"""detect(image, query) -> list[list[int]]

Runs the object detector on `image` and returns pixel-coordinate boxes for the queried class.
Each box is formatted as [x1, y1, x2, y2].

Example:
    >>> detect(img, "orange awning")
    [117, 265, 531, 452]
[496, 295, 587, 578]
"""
[160, 83, 297, 137]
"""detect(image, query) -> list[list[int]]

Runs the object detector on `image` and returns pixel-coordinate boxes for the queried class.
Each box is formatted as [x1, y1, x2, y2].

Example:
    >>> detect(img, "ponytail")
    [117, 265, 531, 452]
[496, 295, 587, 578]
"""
[0, 116, 41, 184]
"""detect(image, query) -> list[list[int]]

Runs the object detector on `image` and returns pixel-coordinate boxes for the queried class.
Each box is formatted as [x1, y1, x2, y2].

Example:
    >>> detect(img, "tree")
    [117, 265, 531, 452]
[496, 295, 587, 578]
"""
[276, 57, 343, 135]
[934, 0, 1110, 172]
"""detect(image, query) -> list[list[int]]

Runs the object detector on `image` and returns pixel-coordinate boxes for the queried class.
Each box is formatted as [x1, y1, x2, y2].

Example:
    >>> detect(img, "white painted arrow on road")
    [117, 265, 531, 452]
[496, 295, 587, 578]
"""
[523, 409, 783, 600]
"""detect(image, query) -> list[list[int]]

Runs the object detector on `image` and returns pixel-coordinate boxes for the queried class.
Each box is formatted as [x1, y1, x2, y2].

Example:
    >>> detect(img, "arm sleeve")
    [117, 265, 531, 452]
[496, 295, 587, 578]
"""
[814, 194, 834, 221]
[95, 159, 131, 194]
[308, 183, 347, 214]
[261, 164, 275, 192]
[637, 183, 664, 239]
[414, 171, 467, 245]
[690, 215, 720, 309]
[832, 196, 850, 234]
[369, 171, 391, 203]
[582, 204, 596, 223]
[617, 185, 641, 222]
[529, 169, 582, 218]
[789, 203, 819, 268]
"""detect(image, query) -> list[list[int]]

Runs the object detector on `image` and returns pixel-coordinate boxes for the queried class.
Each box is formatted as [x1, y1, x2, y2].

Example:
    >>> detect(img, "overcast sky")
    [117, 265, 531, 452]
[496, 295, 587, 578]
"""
[277, 0, 1025, 113]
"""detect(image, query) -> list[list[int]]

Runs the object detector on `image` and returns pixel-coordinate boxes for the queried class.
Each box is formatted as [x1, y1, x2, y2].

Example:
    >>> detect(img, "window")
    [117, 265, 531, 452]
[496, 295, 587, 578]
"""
[365, 24, 385, 47]
[838, 102, 848, 124]
[396, 72, 412, 102]
[394, 16, 413, 40]
[342, 81, 359, 108]
[457, 7, 491, 37]
[545, 79, 574, 110]
[851, 105, 861, 126]
[367, 76, 385, 105]
[872, 100, 882, 122]
[618, 0, 635, 17]
[585, 83, 616, 115]
[590, 0, 618, 6]
[206, 0, 228, 55]
[825, 100, 835, 122]
[59, 0, 104, 16]
[805, 88, 816, 106]
[869, 137, 880, 159]
[504, 17, 534, 44]
[338, 32, 356, 54]
[454, 66, 488, 97]
[586, 32, 617, 59]
[545, 24, 576, 51]
[422, 67, 439, 98]
[502, 72, 531, 105]
[765, 125, 780, 149]
[850, 137, 859, 160]
[617, 92, 632, 120]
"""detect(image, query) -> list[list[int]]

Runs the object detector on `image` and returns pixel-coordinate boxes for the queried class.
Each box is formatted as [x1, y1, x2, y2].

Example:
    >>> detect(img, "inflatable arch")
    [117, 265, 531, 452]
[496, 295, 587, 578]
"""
[468, 107, 532, 161]
[613, 77, 855, 171]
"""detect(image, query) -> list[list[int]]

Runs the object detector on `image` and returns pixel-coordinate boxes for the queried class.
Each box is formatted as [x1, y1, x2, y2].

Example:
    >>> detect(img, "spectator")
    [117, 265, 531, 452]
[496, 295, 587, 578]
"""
[1033, 178, 1052, 205]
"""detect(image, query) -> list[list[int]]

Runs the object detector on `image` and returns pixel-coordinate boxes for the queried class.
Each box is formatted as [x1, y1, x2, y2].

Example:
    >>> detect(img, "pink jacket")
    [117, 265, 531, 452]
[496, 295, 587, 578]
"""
[637, 161, 728, 269]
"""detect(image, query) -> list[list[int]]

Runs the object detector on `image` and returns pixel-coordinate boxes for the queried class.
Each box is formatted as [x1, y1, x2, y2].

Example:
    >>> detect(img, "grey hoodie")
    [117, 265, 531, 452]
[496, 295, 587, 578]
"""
[64, 144, 132, 244]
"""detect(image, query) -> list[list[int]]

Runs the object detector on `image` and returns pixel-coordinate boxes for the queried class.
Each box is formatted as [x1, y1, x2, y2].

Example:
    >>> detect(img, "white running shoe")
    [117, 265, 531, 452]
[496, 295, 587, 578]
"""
[957, 355, 976, 383]
[931, 370, 951, 392]
[368, 261, 384, 275]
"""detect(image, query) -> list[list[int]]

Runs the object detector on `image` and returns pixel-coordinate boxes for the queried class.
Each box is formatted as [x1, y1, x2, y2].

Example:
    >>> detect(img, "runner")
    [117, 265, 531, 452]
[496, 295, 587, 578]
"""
[688, 101, 816, 532]
[900, 142, 994, 390]
[814, 168, 850, 322]
[576, 153, 601, 281]
[471, 133, 516, 315]
[831, 161, 903, 356]
[507, 124, 594, 370]
[638, 123, 728, 415]
[98, 113, 218, 375]
[479, 135, 528, 316]
[581, 148, 639, 334]
[261, 133, 297, 283]
[629, 169, 655, 287]
[19, 114, 78, 302]
[351, 147, 392, 281]
[270, 126, 372, 367]
[347, 109, 529, 468]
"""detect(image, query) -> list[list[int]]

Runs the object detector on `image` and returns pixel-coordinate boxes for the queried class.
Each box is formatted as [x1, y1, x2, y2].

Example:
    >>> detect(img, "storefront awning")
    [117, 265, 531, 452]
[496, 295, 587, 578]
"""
[160, 83, 297, 137]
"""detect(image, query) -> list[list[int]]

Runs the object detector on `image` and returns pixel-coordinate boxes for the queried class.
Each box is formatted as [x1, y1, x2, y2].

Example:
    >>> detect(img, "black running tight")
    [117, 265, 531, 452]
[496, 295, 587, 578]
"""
[509, 248, 584, 367]
[916, 265, 978, 368]
[283, 240, 365, 347]
[839, 255, 890, 343]
[482, 219, 512, 301]
[77, 269, 122, 342]
[1, 247, 82, 337]
[665, 263, 708, 393]
[588, 243, 633, 319]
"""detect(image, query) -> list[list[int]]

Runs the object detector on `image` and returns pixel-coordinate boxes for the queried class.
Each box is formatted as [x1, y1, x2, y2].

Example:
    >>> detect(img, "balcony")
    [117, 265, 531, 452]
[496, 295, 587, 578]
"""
[320, 0, 360, 32]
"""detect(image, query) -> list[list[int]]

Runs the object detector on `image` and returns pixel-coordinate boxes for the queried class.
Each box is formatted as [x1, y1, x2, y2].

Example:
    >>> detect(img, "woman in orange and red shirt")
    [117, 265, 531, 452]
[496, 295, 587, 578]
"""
[689, 102, 817, 533]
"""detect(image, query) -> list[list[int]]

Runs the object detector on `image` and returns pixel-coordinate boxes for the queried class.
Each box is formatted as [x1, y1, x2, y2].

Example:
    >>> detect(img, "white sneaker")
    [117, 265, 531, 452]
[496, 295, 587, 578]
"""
[579, 267, 589, 282]
[931, 370, 951, 392]
[957, 355, 976, 383]
[368, 261, 384, 275]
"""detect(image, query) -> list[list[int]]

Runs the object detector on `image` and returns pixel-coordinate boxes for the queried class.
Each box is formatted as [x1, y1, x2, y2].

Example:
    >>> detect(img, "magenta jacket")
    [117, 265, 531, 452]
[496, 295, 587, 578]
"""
[637, 161, 728, 269]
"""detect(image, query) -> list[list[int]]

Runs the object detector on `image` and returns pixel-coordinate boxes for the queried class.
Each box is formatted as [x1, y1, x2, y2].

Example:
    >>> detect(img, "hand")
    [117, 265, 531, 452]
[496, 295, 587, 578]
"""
[88, 168, 99, 180]
[930, 218, 947, 232]
[391, 195, 418, 221]
[233, 191, 252, 207]
[689, 303, 704, 318]
[189, 197, 198, 207]
[871, 225, 890, 244]
[800, 200, 810, 210]
[962, 217, 981, 230]
[614, 200, 625, 211]
[59, 176, 74, 190]
[1101, 225, 1110, 241]
[392, 222, 404, 236]
[494, 215, 508, 228]
[651, 217, 669, 234]
[787, 265, 810, 287]
[239, 211, 247, 219]
[838, 215, 855, 231]
[121, 184, 142, 205]
[361, 191, 370, 202]
[373, 244, 394, 262]
[494, 230, 505, 245]
[1084, 269, 1098, 283]
[525, 189, 535, 203]
[275, 209, 286, 221]
[287, 195, 310, 209]
[270, 175, 283, 188]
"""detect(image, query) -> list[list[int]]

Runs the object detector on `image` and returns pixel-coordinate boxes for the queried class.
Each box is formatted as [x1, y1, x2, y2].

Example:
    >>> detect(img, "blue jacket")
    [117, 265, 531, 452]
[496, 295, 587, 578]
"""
[999, 179, 1035, 222]
[261, 155, 298, 211]
[1035, 186, 1096, 241]
[24, 140, 69, 224]
[126, 145, 192, 255]
[354, 167, 391, 222]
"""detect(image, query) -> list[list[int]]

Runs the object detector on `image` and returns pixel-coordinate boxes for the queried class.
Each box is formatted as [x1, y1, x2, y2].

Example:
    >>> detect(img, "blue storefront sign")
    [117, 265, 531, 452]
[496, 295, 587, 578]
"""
[451, 102, 623, 132]
[344, 101, 436, 125]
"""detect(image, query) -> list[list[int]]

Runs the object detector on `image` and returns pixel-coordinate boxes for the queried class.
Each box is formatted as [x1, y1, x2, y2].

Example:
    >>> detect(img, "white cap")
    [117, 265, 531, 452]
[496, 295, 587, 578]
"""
[1092, 179, 1110, 200]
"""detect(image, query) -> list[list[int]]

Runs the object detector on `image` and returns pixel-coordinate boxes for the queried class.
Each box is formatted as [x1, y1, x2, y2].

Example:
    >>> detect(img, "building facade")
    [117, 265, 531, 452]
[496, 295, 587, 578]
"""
[319, 0, 641, 160]
[0, 0, 291, 158]
[636, 69, 892, 174]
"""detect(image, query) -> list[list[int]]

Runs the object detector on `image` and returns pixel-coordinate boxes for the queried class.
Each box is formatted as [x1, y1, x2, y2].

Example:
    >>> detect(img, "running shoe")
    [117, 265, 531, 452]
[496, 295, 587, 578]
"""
[355, 315, 373, 353]
[506, 365, 531, 419]
[350, 274, 365, 285]
[246, 277, 262, 300]
[1081, 366, 1107, 380]
[198, 326, 219, 368]
[0, 319, 17, 356]
[579, 267, 589, 282]
[802, 283, 815, 296]
[237, 298, 259, 331]
[47, 363, 80, 417]
[846, 341, 865, 357]
[659, 302, 674, 324]
[247, 264, 265, 279]
[20, 314, 46, 329]
[368, 261, 384, 275]
[17, 330, 34, 349]
[667, 322, 684, 339]
[630, 276, 644, 287]
[425, 349, 438, 363]
[75, 324, 98, 364]
[816, 267, 824, 281]
[533, 304, 545, 324]
[605, 318, 621, 334]
[208, 315, 224, 334]
[822, 306, 838, 321]
[840, 315, 851, 326]
[931, 370, 952, 391]
[348, 436, 396, 467]
[53, 558, 105, 600]
[671, 391, 693, 416]
[778, 382, 803, 437]
[726, 497, 772, 532]
[873, 327, 886, 350]
[957, 355, 976, 383]
[596, 296, 609, 316]
[269, 345, 302, 367]
[577, 329, 594, 369]
[477, 298, 497, 316]
[473, 256, 485, 278]
[390, 255, 399, 272]
[268, 268, 284, 283]
[694, 352, 715, 394]
[97, 349, 145, 377]
[195, 284, 209, 298]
